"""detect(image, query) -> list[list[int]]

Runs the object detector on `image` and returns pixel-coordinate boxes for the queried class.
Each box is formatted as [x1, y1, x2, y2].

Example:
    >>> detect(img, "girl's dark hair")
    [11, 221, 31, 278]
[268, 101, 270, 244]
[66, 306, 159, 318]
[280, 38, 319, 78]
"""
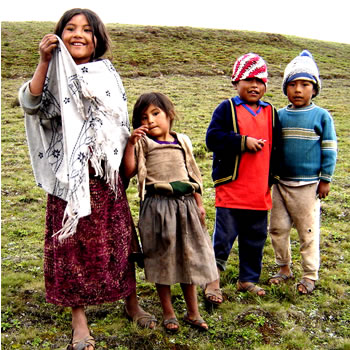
[54, 8, 111, 60]
[132, 92, 177, 129]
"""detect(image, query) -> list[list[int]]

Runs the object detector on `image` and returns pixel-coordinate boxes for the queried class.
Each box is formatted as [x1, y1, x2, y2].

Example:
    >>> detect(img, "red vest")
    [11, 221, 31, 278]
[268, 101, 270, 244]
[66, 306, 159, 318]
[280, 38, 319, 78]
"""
[215, 104, 273, 210]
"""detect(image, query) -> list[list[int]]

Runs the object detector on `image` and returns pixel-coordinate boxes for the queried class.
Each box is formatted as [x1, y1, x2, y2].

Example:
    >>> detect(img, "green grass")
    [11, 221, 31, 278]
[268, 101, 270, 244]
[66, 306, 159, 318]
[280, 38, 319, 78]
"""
[2, 21, 350, 349]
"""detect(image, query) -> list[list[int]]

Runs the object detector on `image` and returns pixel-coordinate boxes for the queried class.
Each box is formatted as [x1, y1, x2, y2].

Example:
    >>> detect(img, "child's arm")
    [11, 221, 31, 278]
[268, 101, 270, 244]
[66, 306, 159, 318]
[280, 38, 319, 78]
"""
[320, 111, 337, 184]
[29, 34, 58, 95]
[317, 180, 331, 199]
[123, 125, 148, 178]
[193, 192, 206, 225]
[206, 102, 243, 154]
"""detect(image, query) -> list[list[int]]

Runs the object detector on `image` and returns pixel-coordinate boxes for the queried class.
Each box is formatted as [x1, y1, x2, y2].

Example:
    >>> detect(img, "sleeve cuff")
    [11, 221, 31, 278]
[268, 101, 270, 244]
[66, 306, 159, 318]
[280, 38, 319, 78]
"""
[241, 135, 246, 152]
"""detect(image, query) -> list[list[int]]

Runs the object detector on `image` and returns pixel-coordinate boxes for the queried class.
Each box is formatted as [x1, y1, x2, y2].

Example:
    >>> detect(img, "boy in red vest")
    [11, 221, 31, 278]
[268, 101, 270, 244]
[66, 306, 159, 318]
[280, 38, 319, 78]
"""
[205, 53, 281, 303]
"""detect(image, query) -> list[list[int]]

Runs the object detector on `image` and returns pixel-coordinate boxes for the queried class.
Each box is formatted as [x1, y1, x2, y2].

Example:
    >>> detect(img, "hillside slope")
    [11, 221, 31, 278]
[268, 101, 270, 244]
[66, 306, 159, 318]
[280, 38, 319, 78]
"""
[2, 21, 350, 350]
[2, 21, 350, 80]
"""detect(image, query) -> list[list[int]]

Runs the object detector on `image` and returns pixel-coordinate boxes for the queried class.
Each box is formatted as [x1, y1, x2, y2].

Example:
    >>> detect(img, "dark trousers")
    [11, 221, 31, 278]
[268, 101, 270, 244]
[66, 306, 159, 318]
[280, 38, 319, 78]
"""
[213, 207, 268, 283]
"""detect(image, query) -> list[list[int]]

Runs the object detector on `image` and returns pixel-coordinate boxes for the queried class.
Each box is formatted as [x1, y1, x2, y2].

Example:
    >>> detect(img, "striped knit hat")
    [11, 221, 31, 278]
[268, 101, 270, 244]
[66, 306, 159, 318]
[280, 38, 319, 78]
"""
[282, 50, 321, 97]
[231, 53, 268, 85]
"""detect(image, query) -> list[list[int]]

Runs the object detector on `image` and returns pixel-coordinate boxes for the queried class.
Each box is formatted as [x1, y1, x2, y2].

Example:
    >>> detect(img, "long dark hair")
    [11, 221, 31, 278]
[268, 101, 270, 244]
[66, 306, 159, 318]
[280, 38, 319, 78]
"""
[132, 92, 177, 130]
[54, 8, 110, 60]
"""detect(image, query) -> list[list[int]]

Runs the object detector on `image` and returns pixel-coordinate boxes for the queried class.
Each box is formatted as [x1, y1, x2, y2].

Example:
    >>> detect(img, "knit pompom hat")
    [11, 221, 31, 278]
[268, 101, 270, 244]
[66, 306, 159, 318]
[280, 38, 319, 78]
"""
[282, 50, 321, 97]
[231, 53, 268, 85]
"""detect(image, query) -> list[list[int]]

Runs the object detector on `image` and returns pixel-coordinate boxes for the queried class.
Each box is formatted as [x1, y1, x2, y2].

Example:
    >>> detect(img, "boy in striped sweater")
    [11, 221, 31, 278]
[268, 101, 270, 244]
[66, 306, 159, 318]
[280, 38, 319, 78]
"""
[269, 50, 337, 294]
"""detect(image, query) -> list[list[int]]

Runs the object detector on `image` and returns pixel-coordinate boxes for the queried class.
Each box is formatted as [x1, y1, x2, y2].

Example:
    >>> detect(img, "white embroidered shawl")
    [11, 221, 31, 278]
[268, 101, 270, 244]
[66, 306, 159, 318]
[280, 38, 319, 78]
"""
[23, 36, 130, 241]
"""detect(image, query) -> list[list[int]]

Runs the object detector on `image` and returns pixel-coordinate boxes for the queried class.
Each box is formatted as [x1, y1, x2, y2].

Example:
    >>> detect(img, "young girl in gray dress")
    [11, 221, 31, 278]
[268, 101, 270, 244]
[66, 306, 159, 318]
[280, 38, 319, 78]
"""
[123, 92, 218, 333]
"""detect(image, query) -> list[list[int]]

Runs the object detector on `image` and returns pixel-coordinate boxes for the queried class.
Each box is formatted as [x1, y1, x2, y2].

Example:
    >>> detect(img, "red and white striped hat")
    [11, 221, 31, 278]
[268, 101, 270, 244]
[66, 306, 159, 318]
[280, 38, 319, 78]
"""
[231, 53, 268, 85]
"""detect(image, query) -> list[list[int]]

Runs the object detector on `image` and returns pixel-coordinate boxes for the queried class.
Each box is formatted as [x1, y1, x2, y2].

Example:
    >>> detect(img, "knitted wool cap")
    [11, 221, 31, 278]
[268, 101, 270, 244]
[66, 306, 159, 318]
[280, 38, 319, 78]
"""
[231, 53, 268, 85]
[282, 50, 321, 97]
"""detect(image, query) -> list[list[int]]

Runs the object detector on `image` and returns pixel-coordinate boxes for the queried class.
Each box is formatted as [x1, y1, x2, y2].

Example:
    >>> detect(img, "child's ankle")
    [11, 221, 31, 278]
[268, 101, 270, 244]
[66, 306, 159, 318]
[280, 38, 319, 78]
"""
[280, 265, 291, 275]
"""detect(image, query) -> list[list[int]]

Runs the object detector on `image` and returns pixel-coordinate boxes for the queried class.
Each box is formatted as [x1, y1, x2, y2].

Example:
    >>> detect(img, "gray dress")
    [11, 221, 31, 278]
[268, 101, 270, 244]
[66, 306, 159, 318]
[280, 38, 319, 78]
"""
[136, 135, 218, 285]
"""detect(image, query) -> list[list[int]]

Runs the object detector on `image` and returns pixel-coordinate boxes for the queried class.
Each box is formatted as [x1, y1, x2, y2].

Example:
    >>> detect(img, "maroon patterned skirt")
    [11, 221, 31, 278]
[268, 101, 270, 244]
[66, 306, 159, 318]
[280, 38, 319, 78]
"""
[44, 175, 136, 307]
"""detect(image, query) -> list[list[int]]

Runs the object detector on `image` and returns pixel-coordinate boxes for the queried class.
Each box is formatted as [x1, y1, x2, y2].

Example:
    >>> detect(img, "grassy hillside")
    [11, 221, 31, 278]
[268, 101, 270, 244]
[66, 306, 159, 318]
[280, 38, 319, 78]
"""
[2, 21, 350, 350]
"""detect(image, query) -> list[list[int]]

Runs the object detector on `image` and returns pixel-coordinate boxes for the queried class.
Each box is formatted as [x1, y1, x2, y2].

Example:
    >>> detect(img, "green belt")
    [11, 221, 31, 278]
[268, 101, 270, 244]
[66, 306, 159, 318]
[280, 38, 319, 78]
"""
[146, 181, 199, 197]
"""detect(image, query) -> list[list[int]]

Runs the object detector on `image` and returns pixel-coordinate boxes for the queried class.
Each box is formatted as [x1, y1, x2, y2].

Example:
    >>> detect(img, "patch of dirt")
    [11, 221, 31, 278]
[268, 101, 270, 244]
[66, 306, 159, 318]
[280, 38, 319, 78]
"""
[235, 308, 281, 344]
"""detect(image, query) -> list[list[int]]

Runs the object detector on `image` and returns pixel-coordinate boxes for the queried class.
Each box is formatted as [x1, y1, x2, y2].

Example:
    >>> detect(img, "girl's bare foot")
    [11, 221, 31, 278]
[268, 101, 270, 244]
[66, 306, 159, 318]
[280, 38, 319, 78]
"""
[125, 292, 157, 329]
[203, 280, 223, 305]
[70, 307, 94, 350]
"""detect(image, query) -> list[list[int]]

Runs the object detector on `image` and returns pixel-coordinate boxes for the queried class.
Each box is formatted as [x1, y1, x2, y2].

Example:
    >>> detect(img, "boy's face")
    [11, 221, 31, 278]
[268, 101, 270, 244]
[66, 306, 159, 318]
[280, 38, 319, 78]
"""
[234, 78, 266, 106]
[286, 79, 316, 109]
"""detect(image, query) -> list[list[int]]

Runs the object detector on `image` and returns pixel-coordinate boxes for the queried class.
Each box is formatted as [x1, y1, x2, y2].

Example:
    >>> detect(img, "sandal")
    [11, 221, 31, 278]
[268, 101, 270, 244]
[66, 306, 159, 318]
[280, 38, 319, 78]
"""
[125, 307, 157, 329]
[237, 281, 265, 296]
[297, 278, 315, 294]
[66, 330, 95, 350]
[268, 272, 294, 285]
[203, 285, 223, 305]
[183, 313, 208, 331]
[163, 317, 179, 333]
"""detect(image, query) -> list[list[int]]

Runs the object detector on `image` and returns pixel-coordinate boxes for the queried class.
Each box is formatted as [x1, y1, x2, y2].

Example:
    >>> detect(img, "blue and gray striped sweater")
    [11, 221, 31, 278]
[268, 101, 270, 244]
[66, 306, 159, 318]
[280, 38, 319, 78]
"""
[278, 103, 337, 182]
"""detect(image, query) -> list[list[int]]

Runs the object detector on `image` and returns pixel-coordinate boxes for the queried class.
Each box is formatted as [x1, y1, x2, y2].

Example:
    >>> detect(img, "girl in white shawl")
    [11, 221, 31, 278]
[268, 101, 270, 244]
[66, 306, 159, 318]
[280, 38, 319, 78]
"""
[19, 8, 156, 350]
